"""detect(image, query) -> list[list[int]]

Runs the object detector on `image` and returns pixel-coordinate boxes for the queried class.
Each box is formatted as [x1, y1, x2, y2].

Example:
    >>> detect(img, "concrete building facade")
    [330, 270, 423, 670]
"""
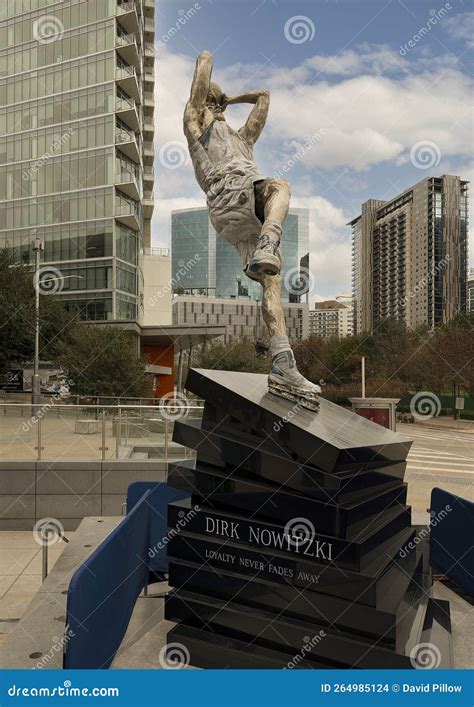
[350, 175, 468, 333]
[309, 298, 354, 338]
[468, 267, 474, 313]
[0, 0, 155, 322]
[172, 295, 309, 344]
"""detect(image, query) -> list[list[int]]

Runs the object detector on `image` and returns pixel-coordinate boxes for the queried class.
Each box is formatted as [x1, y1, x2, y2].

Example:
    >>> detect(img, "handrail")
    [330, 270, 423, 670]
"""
[0, 402, 204, 410]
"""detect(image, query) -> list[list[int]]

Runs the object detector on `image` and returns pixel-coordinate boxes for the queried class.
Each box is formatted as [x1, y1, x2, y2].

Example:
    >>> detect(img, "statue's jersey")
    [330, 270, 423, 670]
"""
[189, 120, 264, 252]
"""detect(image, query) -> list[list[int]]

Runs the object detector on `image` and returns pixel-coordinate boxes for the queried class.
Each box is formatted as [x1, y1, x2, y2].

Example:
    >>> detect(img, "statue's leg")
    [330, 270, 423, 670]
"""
[259, 273, 321, 411]
[249, 179, 291, 277]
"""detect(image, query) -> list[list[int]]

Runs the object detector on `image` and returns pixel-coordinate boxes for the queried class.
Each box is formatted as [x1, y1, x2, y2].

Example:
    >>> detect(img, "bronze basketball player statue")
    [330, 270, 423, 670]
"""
[184, 50, 320, 410]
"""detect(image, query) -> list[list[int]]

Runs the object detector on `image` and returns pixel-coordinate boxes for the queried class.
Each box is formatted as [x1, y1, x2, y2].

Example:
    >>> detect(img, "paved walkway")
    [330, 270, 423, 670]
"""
[409, 418, 473, 433]
[0, 532, 70, 648]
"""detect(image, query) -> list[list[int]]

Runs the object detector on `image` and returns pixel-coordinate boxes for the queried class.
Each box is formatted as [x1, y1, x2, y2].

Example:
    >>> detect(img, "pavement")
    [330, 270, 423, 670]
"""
[404, 418, 473, 433]
[398, 422, 474, 525]
[0, 532, 70, 649]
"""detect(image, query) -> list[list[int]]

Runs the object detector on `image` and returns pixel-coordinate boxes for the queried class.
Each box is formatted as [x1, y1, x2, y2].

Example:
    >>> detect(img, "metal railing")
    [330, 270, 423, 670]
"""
[0, 402, 203, 461]
[142, 247, 169, 257]
[116, 33, 136, 47]
[117, 1, 136, 13]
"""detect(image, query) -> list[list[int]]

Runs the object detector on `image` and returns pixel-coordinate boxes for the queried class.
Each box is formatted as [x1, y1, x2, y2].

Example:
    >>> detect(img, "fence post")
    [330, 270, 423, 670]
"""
[36, 416, 43, 461]
[116, 407, 122, 458]
[100, 410, 108, 460]
[42, 530, 50, 581]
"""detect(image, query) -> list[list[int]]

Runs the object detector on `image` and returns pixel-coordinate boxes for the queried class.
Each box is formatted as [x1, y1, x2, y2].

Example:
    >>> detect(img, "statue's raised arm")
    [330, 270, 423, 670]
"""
[184, 50, 214, 145]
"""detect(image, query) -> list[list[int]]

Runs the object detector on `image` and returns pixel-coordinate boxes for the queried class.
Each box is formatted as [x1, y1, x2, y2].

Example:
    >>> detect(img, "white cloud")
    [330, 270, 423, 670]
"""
[443, 11, 474, 45]
[291, 195, 352, 298]
[152, 45, 473, 289]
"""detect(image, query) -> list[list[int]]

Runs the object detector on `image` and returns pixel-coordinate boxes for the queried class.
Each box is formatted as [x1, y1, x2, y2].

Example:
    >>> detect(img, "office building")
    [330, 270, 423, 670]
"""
[350, 175, 468, 333]
[171, 206, 310, 302]
[468, 267, 474, 313]
[172, 295, 309, 343]
[309, 297, 353, 338]
[0, 0, 155, 322]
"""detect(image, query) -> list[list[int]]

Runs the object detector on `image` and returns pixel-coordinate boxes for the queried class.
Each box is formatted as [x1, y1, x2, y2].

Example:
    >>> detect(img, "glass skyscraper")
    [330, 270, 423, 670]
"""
[171, 206, 310, 302]
[0, 0, 155, 322]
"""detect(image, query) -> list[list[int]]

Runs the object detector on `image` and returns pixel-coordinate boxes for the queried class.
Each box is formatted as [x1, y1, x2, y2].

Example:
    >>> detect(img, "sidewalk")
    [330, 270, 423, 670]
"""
[409, 417, 474, 433]
[0, 532, 70, 649]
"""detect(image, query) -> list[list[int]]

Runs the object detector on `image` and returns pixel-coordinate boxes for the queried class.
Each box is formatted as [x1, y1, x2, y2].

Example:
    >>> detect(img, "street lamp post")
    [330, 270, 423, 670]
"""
[32, 238, 44, 414]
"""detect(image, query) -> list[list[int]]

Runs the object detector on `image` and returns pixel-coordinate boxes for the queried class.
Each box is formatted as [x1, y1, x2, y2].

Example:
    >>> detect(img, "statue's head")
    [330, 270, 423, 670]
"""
[206, 82, 226, 121]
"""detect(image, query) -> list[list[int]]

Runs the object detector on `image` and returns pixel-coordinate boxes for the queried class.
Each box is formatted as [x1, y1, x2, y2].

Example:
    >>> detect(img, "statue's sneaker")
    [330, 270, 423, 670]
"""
[268, 350, 321, 412]
[248, 233, 281, 276]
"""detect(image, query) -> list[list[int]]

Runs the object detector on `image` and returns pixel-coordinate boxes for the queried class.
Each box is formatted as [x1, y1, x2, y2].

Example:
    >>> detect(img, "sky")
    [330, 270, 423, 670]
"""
[152, 0, 473, 303]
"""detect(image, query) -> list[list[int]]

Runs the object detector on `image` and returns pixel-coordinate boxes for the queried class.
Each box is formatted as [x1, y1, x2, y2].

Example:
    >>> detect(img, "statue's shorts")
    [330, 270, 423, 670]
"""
[206, 175, 279, 282]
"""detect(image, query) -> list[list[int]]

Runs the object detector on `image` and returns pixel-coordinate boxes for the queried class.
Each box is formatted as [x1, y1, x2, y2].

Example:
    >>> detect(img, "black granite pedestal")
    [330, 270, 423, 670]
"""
[164, 369, 452, 669]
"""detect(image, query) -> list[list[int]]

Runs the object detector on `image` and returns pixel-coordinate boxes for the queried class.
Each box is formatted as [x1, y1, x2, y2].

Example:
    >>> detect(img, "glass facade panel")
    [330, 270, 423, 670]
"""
[0, 0, 154, 321]
[172, 206, 309, 302]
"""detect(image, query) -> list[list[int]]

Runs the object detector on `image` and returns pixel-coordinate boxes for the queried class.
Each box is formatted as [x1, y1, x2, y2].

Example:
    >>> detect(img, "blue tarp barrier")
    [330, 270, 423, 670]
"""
[64, 490, 152, 669]
[430, 487, 474, 596]
[126, 481, 191, 574]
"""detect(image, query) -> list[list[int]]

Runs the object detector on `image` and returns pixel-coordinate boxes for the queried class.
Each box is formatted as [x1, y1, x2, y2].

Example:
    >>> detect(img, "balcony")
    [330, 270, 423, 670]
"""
[115, 95, 140, 131]
[144, 0, 155, 18]
[144, 42, 154, 57]
[116, 65, 141, 103]
[115, 170, 140, 200]
[116, 1, 139, 34]
[115, 196, 141, 231]
[144, 19, 155, 34]
[142, 190, 154, 218]
[143, 90, 155, 108]
[116, 33, 139, 66]
[143, 165, 154, 183]
[143, 116, 154, 135]
[143, 66, 155, 84]
[143, 140, 154, 163]
[116, 127, 140, 163]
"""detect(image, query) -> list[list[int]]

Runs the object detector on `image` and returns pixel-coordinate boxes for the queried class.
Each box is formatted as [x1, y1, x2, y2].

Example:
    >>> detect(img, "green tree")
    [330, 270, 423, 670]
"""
[0, 249, 74, 377]
[193, 337, 269, 373]
[57, 325, 148, 398]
